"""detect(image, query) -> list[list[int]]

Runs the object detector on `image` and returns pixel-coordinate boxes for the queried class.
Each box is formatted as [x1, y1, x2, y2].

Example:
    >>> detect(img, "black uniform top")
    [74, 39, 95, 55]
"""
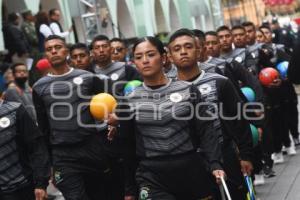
[93, 62, 141, 158]
[93, 61, 141, 96]
[258, 43, 295, 104]
[205, 57, 264, 103]
[32, 68, 110, 146]
[0, 100, 49, 193]
[188, 71, 253, 161]
[288, 42, 300, 84]
[119, 79, 223, 171]
[221, 48, 246, 66]
[245, 42, 263, 74]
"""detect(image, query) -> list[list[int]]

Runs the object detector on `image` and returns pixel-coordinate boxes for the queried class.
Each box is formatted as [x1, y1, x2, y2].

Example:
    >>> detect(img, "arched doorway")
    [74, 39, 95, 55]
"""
[170, 0, 180, 32]
[117, 0, 135, 39]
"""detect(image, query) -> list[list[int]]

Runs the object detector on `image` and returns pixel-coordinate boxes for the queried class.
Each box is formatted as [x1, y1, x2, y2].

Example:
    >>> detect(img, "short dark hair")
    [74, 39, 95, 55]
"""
[192, 29, 205, 42]
[231, 25, 246, 32]
[110, 38, 126, 47]
[168, 28, 195, 45]
[216, 25, 231, 34]
[132, 36, 166, 55]
[242, 21, 255, 28]
[91, 35, 110, 49]
[10, 62, 26, 74]
[205, 31, 218, 38]
[21, 10, 32, 19]
[256, 28, 265, 35]
[69, 43, 89, 55]
[44, 35, 66, 44]
[259, 25, 271, 32]
[49, 8, 59, 17]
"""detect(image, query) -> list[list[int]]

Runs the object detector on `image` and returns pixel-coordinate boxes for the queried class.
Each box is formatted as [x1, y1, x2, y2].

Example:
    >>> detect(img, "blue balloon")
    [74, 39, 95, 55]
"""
[241, 87, 256, 102]
[276, 61, 289, 79]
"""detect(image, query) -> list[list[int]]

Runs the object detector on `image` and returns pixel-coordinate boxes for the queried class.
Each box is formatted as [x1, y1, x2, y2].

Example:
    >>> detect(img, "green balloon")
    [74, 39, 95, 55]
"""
[250, 124, 259, 147]
[124, 80, 142, 95]
[125, 80, 142, 88]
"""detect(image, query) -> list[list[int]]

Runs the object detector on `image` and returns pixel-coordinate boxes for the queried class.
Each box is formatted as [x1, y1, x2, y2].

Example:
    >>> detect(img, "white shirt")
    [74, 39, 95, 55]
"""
[50, 22, 69, 38]
[39, 24, 53, 38]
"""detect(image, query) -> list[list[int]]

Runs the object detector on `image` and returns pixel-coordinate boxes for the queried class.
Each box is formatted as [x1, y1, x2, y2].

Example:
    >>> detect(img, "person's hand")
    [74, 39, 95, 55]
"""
[124, 195, 135, 200]
[107, 113, 119, 141]
[35, 188, 47, 200]
[107, 113, 119, 127]
[212, 170, 226, 185]
[107, 125, 117, 141]
[240, 160, 253, 176]
[268, 78, 282, 88]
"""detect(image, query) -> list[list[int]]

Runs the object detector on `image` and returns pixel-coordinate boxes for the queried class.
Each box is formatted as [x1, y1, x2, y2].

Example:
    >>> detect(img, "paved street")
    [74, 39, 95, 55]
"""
[256, 149, 300, 200]
[256, 93, 300, 200]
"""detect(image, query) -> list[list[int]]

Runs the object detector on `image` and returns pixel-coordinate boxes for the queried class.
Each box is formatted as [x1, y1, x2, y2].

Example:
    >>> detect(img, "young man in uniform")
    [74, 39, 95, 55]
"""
[217, 26, 246, 65]
[260, 26, 298, 158]
[204, 31, 264, 103]
[69, 43, 93, 72]
[91, 35, 141, 200]
[242, 21, 264, 75]
[168, 28, 254, 200]
[33, 35, 114, 200]
[0, 99, 49, 200]
[110, 38, 128, 62]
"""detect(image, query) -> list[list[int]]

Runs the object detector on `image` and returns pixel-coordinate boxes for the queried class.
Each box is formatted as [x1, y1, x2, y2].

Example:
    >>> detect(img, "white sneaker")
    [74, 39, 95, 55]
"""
[287, 146, 297, 156]
[254, 174, 265, 186]
[273, 152, 284, 164]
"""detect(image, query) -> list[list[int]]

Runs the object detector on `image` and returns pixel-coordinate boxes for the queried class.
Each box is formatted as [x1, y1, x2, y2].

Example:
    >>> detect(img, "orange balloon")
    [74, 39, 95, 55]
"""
[90, 93, 117, 120]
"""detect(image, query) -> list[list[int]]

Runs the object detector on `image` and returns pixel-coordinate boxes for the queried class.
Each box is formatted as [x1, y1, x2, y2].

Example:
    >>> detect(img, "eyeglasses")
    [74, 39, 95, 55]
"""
[112, 47, 124, 53]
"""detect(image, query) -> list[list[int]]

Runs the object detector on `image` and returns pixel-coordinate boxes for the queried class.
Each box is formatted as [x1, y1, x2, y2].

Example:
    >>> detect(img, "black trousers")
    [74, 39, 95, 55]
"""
[53, 171, 111, 200]
[136, 152, 214, 200]
[273, 103, 291, 153]
[262, 105, 275, 168]
[52, 134, 114, 200]
[101, 132, 129, 199]
[287, 102, 299, 139]
[252, 143, 263, 174]
[0, 184, 35, 200]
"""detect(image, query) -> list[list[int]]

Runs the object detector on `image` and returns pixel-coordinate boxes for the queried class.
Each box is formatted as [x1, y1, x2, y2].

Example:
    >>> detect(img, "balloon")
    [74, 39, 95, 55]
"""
[258, 67, 279, 86]
[90, 93, 117, 120]
[241, 87, 256, 102]
[276, 61, 289, 79]
[250, 124, 259, 147]
[124, 80, 142, 95]
[36, 58, 51, 71]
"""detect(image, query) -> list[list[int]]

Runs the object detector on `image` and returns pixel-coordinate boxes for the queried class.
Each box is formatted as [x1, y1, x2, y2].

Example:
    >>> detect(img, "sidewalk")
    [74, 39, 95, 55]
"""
[256, 151, 300, 200]
[255, 93, 300, 200]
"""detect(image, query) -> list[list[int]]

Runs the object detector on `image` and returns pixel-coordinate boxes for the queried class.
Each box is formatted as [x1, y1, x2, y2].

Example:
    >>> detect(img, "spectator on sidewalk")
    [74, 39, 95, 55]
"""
[3, 63, 36, 121]
[21, 10, 39, 57]
[2, 12, 31, 63]
[35, 11, 53, 52]
[49, 8, 73, 39]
